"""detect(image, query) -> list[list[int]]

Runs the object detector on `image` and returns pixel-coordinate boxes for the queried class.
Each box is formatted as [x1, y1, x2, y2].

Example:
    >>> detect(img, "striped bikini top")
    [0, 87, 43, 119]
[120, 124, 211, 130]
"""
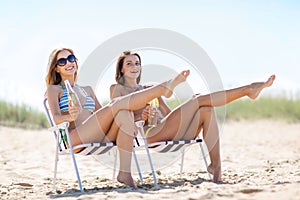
[59, 84, 96, 113]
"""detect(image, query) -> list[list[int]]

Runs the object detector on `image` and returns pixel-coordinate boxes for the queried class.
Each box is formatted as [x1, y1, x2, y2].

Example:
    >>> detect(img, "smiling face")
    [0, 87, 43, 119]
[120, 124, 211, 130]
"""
[115, 51, 142, 85]
[121, 54, 141, 81]
[55, 50, 78, 76]
[45, 47, 78, 86]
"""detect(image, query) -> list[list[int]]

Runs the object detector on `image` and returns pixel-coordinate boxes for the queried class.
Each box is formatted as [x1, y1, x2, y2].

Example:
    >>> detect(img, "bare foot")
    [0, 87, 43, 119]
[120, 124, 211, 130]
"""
[163, 70, 190, 98]
[117, 171, 137, 189]
[247, 74, 276, 99]
[207, 164, 222, 183]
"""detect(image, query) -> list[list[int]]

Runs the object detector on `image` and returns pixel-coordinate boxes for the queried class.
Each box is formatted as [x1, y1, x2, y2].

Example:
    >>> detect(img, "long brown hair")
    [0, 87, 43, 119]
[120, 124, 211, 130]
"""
[45, 47, 77, 86]
[115, 50, 141, 84]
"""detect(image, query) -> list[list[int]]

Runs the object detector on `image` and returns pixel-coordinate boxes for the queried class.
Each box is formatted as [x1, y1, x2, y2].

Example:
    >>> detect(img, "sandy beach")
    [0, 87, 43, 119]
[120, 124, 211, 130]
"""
[0, 120, 299, 200]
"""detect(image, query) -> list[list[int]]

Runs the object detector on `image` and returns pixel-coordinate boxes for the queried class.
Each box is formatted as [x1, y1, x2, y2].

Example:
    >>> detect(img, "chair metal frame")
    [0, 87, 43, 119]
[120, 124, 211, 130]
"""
[44, 98, 211, 192]
[134, 120, 211, 185]
[43, 98, 144, 192]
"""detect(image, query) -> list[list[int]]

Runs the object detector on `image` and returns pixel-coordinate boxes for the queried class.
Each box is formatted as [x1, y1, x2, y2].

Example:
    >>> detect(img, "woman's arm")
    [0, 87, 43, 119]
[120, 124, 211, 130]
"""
[139, 94, 171, 123]
[143, 85, 171, 114]
[110, 84, 146, 121]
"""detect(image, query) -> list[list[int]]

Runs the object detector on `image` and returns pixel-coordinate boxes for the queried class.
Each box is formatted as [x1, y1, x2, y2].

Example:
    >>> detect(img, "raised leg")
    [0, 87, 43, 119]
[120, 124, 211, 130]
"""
[110, 70, 190, 112]
[69, 70, 190, 146]
[196, 75, 276, 107]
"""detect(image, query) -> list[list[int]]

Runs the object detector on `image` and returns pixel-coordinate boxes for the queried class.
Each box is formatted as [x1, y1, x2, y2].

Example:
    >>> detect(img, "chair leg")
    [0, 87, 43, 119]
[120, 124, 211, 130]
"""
[145, 148, 157, 185]
[199, 142, 212, 180]
[65, 132, 84, 193]
[53, 141, 59, 191]
[53, 132, 61, 191]
[112, 149, 118, 184]
[69, 149, 84, 192]
[71, 149, 84, 192]
[132, 147, 144, 184]
[135, 121, 157, 186]
[180, 147, 185, 175]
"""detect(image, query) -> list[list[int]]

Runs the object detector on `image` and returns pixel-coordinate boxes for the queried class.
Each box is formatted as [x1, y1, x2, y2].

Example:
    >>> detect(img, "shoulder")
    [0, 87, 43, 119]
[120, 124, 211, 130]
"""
[110, 83, 120, 88]
[46, 84, 63, 98]
[110, 84, 117, 90]
[110, 83, 123, 92]
[81, 85, 93, 93]
[110, 84, 123, 99]
[47, 84, 62, 93]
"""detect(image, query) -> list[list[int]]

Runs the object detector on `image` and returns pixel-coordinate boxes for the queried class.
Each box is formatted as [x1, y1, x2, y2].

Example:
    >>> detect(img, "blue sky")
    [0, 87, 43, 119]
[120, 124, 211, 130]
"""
[0, 0, 299, 110]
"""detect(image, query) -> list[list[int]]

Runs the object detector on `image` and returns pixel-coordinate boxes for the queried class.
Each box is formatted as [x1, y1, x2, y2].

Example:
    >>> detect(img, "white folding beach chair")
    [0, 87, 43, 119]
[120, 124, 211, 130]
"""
[43, 98, 143, 193]
[134, 120, 211, 185]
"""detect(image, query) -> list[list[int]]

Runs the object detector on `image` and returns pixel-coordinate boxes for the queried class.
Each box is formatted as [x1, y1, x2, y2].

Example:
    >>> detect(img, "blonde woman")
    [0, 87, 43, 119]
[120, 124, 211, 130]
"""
[110, 51, 276, 183]
[45, 47, 190, 189]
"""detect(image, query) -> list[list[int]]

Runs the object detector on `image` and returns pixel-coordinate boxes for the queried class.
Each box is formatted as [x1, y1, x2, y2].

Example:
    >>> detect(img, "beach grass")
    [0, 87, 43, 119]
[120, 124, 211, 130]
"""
[219, 97, 300, 122]
[0, 100, 48, 129]
[166, 97, 300, 123]
[0, 97, 299, 130]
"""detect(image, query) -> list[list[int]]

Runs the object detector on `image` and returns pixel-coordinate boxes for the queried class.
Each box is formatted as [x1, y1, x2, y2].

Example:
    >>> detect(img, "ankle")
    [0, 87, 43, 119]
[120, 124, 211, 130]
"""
[117, 171, 136, 189]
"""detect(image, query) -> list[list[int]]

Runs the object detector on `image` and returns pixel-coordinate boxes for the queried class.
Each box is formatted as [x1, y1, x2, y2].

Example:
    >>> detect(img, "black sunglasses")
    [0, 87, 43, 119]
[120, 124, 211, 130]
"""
[56, 54, 76, 66]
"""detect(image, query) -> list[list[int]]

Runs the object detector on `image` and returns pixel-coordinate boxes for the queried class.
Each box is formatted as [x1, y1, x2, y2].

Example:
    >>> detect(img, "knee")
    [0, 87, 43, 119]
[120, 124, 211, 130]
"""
[115, 110, 135, 133]
[199, 106, 214, 113]
[109, 97, 121, 109]
[115, 110, 134, 124]
[198, 107, 216, 120]
[199, 107, 218, 124]
[191, 94, 207, 105]
[109, 96, 130, 111]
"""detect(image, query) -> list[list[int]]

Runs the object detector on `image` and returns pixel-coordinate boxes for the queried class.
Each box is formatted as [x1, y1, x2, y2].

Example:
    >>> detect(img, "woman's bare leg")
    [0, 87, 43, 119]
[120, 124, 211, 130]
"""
[69, 70, 190, 146]
[146, 101, 222, 182]
[113, 110, 137, 189]
[110, 70, 190, 113]
[95, 110, 137, 188]
[183, 107, 222, 183]
[145, 75, 275, 181]
[147, 75, 275, 142]
[196, 75, 275, 107]
[146, 97, 208, 142]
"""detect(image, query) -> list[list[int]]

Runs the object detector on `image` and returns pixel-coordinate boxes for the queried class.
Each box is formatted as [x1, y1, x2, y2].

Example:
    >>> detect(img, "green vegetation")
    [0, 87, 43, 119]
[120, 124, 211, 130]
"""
[0, 100, 48, 129]
[219, 97, 300, 123]
[166, 97, 300, 123]
[0, 97, 299, 130]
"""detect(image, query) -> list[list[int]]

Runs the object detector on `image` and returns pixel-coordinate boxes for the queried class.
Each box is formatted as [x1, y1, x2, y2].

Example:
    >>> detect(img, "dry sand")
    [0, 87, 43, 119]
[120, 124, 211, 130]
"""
[0, 120, 300, 200]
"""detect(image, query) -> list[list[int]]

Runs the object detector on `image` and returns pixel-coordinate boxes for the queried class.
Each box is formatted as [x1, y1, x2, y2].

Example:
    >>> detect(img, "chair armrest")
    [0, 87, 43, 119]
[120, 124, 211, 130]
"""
[135, 120, 145, 128]
[48, 122, 70, 132]
[134, 120, 148, 147]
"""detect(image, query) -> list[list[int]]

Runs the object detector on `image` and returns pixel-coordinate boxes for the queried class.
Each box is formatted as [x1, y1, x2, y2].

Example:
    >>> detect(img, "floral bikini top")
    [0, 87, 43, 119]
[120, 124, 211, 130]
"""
[59, 84, 96, 113]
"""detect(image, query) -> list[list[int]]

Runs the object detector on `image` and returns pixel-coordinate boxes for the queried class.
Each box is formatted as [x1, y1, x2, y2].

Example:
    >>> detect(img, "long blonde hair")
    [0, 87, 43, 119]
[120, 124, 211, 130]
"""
[45, 47, 77, 86]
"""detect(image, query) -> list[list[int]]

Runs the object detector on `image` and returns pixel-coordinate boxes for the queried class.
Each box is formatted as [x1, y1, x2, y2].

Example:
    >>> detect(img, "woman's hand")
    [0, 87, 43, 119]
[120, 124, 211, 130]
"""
[141, 105, 150, 121]
[68, 105, 81, 121]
